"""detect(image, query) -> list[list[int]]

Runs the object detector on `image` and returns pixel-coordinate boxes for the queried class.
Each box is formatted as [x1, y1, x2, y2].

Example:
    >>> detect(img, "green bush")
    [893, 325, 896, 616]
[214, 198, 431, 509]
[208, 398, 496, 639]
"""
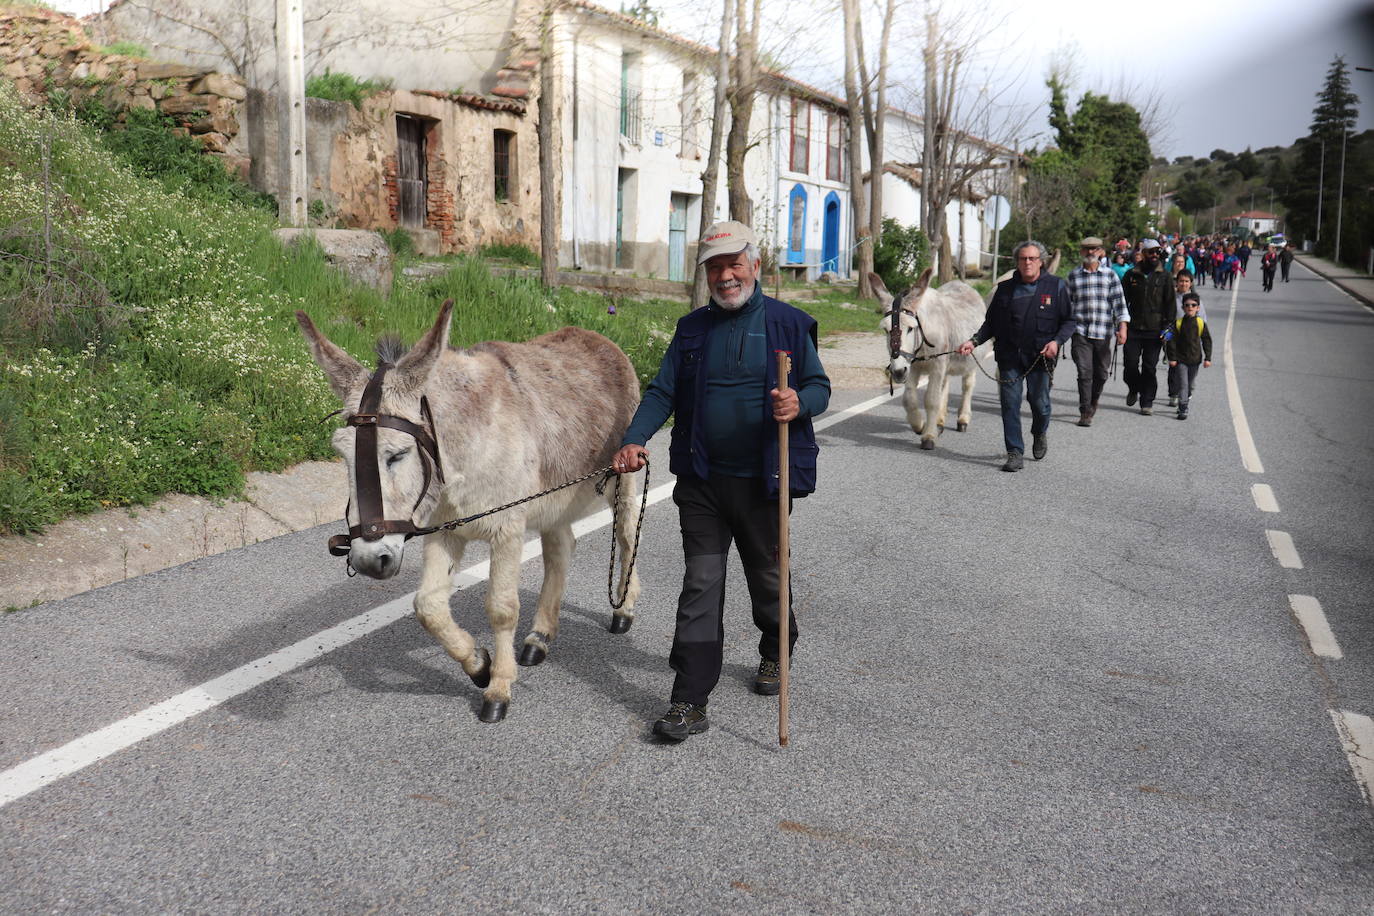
[479, 242, 541, 267]
[76, 104, 275, 212]
[305, 70, 391, 109]
[100, 41, 148, 58]
[379, 227, 416, 259]
[872, 218, 930, 294]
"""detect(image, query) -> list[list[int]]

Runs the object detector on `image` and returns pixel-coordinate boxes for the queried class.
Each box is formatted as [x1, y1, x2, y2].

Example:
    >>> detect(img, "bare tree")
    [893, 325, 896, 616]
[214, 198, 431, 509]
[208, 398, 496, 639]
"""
[917, 4, 1031, 282]
[692, 0, 734, 308]
[725, 0, 761, 224]
[536, 0, 559, 289]
[841, 0, 873, 299]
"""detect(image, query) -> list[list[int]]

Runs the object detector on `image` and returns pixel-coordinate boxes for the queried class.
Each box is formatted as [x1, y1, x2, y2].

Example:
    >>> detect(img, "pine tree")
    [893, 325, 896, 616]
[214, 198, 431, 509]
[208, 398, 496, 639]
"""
[1281, 56, 1362, 255]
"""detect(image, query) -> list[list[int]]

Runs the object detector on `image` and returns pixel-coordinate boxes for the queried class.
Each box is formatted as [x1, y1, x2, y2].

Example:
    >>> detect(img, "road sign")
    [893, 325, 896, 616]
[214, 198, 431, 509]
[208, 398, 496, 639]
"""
[984, 195, 1011, 231]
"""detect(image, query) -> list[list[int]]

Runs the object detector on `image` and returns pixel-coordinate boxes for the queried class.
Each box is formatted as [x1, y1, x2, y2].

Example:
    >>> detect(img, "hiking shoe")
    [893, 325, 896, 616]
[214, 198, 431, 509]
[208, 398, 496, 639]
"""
[1126, 391, 1138, 406]
[1032, 434, 1048, 460]
[1001, 451, 1024, 472]
[754, 658, 782, 695]
[1076, 413, 1092, 427]
[1140, 406, 1153, 416]
[1177, 410, 1188, 420]
[652, 702, 708, 741]
[1168, 397, 1178, 407]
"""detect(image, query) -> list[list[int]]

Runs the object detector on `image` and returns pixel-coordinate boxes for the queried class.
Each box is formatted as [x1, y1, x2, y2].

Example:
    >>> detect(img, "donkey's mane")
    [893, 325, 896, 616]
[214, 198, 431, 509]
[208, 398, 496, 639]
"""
[375, 334, 409, 366]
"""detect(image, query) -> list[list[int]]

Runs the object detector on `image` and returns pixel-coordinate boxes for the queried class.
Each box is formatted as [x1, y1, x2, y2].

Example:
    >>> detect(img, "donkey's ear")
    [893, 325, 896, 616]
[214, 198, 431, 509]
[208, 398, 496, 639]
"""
[393, 299, 453, 394]
[913, 266, 934, 297]
[297, 310, 367, 402]
[868, 271, 892, 304]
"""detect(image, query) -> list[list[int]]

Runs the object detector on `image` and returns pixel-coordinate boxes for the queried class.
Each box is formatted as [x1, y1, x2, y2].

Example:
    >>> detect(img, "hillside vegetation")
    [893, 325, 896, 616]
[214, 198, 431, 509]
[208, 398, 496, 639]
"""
[0, 84, 876, 537]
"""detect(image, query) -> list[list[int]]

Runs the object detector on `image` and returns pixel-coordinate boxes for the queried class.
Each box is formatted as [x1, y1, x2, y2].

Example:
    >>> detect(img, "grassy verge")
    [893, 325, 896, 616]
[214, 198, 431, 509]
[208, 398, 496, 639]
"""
[0, 85, 877, 537]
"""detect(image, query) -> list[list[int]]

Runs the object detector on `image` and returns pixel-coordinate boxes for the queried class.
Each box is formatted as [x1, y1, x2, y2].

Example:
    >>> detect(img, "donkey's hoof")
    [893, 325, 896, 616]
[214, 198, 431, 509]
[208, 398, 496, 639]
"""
[957, 421, 969, 432]
[478, 699, 508, 723]
[608, 613, 634, 634]
[467, 648, 492, 688]
[920, 439, 936, 450]
[518, 642, 547, 667]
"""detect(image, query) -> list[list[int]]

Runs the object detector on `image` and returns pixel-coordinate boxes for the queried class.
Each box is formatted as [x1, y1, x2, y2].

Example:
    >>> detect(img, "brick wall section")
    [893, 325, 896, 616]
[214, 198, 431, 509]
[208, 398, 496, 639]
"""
[382, 153, 400, 225]
[423, 122, 457, 249]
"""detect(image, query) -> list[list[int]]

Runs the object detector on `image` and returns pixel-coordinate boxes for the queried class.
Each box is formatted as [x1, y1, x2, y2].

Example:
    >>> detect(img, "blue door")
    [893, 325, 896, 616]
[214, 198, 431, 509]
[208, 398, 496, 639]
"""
[668, 193, 688, 282]
[822, 191, 840, 273]
[787, 184, 807, 264]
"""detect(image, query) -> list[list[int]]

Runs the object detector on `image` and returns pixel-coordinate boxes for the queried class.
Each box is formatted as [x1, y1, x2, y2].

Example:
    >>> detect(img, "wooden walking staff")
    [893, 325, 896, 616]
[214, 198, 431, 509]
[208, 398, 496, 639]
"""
[775, 350, 792, 747]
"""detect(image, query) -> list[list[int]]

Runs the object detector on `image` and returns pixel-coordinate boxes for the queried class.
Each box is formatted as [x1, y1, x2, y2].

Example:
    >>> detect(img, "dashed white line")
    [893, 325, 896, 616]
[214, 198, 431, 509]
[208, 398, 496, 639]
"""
[1224, 280, 1264, 473]
[1265, 529, 1303, 569]
[1252, 483, 1279, 513]
[1289, 595, 1343, 659]
[1330, 710, 1374, 807]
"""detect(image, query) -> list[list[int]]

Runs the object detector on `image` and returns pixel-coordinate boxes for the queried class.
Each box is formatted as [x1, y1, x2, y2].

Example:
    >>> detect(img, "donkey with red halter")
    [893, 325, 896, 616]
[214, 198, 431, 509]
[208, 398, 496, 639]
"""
[875, 269, 991, 450]
[297, 300, 643, 723]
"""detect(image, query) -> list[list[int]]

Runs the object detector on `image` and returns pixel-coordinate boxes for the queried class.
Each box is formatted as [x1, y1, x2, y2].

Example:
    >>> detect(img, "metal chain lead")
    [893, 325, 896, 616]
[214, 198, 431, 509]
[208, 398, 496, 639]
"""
[404, 459, 650, 610]
[606, 459, 650, 610]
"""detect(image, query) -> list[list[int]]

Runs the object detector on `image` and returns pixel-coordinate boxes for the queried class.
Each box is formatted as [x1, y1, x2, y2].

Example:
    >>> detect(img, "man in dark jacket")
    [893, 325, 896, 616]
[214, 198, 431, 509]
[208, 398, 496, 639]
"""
[1280, 242, 1295, 282]
[958, 239, 1075, 472]
[1119, 238, 1176, 415]
[613, 220, 830, 742]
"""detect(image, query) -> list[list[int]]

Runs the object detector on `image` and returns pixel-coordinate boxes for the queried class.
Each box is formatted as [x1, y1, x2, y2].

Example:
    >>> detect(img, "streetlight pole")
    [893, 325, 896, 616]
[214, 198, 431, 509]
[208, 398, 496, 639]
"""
[1334, 127, 1347, 265]
[1316, 137, 1324, 242]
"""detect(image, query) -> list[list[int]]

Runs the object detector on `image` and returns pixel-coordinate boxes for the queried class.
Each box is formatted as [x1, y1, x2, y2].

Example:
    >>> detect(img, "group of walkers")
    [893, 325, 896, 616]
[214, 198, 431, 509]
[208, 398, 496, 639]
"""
[607, 218, 1289, 741]
[962, 233, 1236, 473]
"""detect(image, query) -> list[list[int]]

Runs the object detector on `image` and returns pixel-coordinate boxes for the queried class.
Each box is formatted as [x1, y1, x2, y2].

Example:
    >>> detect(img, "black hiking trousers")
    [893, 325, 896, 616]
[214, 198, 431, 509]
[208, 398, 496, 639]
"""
[668, 475, 798, 706]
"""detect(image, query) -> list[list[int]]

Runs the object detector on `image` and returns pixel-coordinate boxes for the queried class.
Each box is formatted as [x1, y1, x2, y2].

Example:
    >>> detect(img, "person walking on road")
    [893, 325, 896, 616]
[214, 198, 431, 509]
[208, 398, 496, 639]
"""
[1066, 236, 1129, 427]
[1280, 242, 1295, 282]
[1120, 238, 1176, 415]
[612, 220, 831, 743]
[1261, 245, 1280, 292]
[1165, 292, 1212, 420]
[957, 240, 1074, 471]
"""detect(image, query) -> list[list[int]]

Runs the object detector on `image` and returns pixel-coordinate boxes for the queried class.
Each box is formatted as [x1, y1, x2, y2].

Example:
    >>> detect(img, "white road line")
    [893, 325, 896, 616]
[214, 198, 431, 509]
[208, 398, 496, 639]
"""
[1288, 595, 1343, 659]
[814, 391, 899, 433]
[0, 391, 896, 810]
[1329, 710, 1374, 807]
[1223, 280, 1265, 473]
[1265, 529, 1303, 569]
[1251, 483, 1279, 513]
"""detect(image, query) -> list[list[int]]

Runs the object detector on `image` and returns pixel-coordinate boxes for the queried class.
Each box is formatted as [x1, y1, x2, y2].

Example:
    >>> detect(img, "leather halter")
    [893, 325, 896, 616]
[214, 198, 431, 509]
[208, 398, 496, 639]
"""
[883, 293, 929, 363]
[327, 363, 445, 557]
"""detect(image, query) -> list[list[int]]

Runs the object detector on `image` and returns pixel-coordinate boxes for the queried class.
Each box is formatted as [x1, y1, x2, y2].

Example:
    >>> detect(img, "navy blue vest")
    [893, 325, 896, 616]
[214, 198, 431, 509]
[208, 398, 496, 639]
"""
[667, 296, 821, 497]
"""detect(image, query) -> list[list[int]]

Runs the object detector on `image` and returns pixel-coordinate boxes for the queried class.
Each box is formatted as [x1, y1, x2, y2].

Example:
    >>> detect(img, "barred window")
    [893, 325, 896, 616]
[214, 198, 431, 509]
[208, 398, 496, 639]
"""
[494, 129, 515, 201]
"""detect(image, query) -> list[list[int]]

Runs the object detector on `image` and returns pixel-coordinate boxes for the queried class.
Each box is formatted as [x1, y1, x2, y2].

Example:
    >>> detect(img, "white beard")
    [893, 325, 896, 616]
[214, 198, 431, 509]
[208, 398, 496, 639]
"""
[714, 279, 756, 311]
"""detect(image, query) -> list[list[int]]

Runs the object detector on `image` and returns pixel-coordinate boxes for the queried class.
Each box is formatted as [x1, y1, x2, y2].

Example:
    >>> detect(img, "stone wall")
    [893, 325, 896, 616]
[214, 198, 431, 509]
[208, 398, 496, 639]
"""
[3, 7, 540, 256]
[248, 87, 540, 255]
[0, 8, 250, 177]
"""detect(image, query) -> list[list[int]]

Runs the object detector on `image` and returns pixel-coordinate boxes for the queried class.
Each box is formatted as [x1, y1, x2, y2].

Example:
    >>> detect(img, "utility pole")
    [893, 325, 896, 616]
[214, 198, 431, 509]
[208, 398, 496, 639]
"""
[276, 0, 307, 227]
[1334, 126, 1347, 265]
[1316, 137, 1324, 242]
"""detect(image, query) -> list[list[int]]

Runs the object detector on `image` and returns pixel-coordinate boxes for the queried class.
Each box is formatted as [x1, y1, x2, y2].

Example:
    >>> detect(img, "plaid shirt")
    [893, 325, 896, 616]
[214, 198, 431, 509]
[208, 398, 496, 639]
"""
[1067, 264, 1130, 339]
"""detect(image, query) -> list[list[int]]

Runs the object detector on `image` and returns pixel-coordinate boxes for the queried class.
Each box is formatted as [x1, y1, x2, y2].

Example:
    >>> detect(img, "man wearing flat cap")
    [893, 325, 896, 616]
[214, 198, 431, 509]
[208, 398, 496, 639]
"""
[1119, 238, 1176, 415]
[613, 220, 831, 742]
[1066, 236, 1129, 426]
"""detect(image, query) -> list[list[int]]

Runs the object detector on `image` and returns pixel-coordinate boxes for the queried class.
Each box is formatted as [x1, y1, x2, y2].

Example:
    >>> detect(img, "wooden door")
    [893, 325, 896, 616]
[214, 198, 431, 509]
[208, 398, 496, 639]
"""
[396, 115, 427, 228]
[668, 193, 688, 282]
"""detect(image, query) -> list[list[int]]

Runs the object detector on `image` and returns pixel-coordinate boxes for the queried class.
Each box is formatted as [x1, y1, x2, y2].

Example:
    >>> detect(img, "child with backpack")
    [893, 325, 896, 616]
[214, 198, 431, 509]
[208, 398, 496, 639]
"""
[1165, 292, 1212, 420]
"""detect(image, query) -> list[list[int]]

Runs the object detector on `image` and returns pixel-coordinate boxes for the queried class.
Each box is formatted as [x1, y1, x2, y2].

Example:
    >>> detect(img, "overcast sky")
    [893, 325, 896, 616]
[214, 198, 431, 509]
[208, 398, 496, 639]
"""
[53, 0, 1374, 159]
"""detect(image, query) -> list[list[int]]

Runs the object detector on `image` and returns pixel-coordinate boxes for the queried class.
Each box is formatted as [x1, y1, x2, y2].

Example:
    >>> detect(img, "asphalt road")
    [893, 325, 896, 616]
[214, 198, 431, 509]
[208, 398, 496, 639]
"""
[2, 261, 1372, 913]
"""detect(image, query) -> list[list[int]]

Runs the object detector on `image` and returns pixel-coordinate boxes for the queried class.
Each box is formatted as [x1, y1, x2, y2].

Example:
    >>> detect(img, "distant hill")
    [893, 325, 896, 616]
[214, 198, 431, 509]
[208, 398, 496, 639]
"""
[1145, 143, 1298, 236]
